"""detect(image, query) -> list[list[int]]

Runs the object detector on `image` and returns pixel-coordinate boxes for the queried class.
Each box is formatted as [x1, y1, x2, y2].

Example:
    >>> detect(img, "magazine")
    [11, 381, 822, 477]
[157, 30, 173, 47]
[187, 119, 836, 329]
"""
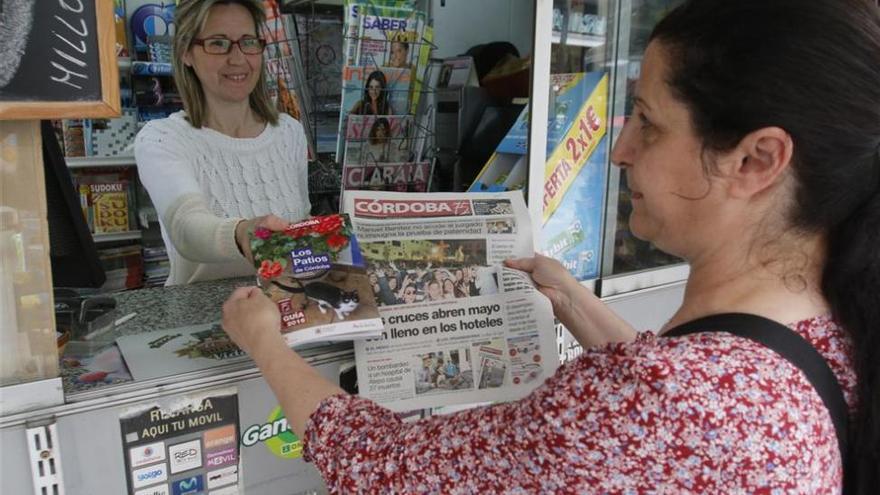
[464, 72, 610, 281]
[342, 191, 558, 411]
[249, 214, 384, 346]
[337, 65, 413, 159]
[342, 161, 430, 193]
[344, 114, 414, 165]
[88, 181, 131, 233]
[355, 7, 420, 69]
[62, 341, 133, 386]
[72, 167, 137, 234]
[342, 0, 418, 67]
[116, 322, 248, 381]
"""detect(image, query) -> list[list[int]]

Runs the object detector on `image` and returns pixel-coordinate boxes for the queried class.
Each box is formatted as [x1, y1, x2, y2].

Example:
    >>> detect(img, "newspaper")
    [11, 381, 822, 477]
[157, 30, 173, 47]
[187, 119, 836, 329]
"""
[342, 191, 558, 411]
[249, 214, 385, 346]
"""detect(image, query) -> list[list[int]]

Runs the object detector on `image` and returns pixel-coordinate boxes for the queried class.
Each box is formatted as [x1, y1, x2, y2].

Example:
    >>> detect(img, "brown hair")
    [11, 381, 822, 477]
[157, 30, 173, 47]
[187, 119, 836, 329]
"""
[172, 0, 278, 128]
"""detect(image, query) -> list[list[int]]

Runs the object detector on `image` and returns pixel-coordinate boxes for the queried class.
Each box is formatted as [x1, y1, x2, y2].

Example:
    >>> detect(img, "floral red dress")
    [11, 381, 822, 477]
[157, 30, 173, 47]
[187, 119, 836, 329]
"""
[303, 315, 855, 494]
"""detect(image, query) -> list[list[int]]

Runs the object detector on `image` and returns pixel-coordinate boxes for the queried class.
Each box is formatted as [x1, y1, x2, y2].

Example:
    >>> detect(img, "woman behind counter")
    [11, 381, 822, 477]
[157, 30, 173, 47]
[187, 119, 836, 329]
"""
[135, 0, 310, 286]
[223, 0, 880, 492]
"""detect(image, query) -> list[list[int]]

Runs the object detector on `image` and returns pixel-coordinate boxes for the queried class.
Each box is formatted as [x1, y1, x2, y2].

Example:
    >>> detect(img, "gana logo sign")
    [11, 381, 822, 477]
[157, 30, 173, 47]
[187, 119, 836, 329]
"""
[168, 439, 202, 474]
[241, 406, 303, 459]
[132, 463, 168, 489]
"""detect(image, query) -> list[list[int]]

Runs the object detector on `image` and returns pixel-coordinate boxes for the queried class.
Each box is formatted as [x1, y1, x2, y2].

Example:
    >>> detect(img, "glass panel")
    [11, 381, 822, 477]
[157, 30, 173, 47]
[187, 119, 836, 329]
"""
[603, 0, 684, 276]
[0, 121, 59, 386]
[540, 0, 617, 282]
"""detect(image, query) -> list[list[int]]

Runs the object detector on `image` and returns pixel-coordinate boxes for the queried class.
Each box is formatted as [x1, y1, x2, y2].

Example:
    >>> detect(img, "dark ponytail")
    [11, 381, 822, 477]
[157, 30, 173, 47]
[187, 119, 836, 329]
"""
[650, 0, 880, 489]
[823, 150, 880, 493]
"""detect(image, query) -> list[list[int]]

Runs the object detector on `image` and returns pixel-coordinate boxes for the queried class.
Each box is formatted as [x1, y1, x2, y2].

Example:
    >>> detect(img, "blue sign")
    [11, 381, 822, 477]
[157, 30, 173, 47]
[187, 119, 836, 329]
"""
[171, 474, 204, 495]
[540, 135, 609, 281]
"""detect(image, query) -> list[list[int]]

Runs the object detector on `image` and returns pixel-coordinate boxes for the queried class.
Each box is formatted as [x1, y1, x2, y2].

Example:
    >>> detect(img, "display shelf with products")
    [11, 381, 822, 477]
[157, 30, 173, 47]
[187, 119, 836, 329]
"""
[529, 0, 691, 366]
[494, 0, 614, 286]
[27, 0, 693, 380]
[551, 0, 608, 46]
[53, 2, 179, 292]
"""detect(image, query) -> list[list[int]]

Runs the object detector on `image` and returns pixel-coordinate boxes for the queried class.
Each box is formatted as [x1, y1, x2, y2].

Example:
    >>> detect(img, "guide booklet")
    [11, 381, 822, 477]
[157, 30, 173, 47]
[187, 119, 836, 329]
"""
[250, 214, 384, 346]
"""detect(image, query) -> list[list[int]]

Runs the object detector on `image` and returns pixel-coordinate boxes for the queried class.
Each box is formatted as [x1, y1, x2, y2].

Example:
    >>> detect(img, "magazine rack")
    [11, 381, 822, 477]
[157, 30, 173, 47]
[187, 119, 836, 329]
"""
[335, 1, 441, 198]
[277, 0, 441, 206]
[262, 0, 318, 159]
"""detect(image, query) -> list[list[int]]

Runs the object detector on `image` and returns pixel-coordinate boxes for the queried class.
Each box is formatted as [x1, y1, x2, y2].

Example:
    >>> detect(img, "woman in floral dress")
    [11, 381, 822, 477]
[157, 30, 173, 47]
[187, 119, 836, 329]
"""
[222, 0, 880, 492]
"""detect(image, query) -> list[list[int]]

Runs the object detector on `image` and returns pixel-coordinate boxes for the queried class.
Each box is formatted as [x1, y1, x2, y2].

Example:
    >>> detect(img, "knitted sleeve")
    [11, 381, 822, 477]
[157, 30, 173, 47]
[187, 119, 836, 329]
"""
[135, 120, 244, 263]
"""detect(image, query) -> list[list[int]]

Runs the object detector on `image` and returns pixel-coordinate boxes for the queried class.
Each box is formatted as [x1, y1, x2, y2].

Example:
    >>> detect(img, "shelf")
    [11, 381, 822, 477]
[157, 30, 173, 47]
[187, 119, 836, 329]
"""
[551, 31, 605, 48]
[93, 231, 142, 243]
[66, 156, 136, 168]
[118, 57, 132, 70]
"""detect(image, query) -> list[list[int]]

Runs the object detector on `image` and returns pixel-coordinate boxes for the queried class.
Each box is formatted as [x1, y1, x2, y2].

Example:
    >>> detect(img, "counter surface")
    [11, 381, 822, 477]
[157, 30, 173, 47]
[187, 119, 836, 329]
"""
[61, 278, 254, 394]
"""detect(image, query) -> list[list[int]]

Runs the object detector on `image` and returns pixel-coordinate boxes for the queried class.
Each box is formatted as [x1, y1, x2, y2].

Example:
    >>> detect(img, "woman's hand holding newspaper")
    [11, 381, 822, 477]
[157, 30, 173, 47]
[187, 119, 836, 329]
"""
[505, 255, 637, 348]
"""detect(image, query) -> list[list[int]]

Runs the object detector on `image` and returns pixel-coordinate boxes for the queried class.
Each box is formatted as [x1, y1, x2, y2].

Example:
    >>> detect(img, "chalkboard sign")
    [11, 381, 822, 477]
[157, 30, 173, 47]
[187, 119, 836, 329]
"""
[0, 0, 120, 120]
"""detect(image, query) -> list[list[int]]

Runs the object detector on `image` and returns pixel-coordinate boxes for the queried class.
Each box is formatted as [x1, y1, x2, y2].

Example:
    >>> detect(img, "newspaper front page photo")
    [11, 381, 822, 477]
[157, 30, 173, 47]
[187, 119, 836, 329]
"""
[343, 191, 559, 411]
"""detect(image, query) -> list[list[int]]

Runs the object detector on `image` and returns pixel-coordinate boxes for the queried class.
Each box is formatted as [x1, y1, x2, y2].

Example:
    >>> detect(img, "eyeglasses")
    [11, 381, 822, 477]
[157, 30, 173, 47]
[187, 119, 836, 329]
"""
[191, 37, 266, 55]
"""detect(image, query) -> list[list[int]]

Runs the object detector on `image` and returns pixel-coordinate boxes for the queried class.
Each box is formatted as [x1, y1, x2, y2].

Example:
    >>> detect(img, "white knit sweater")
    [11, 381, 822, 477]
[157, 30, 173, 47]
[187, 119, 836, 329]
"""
[135, 111, 311, 286]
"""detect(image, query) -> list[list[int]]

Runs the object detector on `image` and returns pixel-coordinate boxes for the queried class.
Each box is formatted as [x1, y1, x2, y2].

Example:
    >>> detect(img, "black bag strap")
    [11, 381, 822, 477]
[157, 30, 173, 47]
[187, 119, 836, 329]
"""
[664, 312, 848, 465]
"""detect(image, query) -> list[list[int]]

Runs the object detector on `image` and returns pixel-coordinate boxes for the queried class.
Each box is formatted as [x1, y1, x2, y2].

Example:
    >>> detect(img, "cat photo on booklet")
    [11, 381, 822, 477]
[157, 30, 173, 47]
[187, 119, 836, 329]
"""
[270, 278, 362, 323]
